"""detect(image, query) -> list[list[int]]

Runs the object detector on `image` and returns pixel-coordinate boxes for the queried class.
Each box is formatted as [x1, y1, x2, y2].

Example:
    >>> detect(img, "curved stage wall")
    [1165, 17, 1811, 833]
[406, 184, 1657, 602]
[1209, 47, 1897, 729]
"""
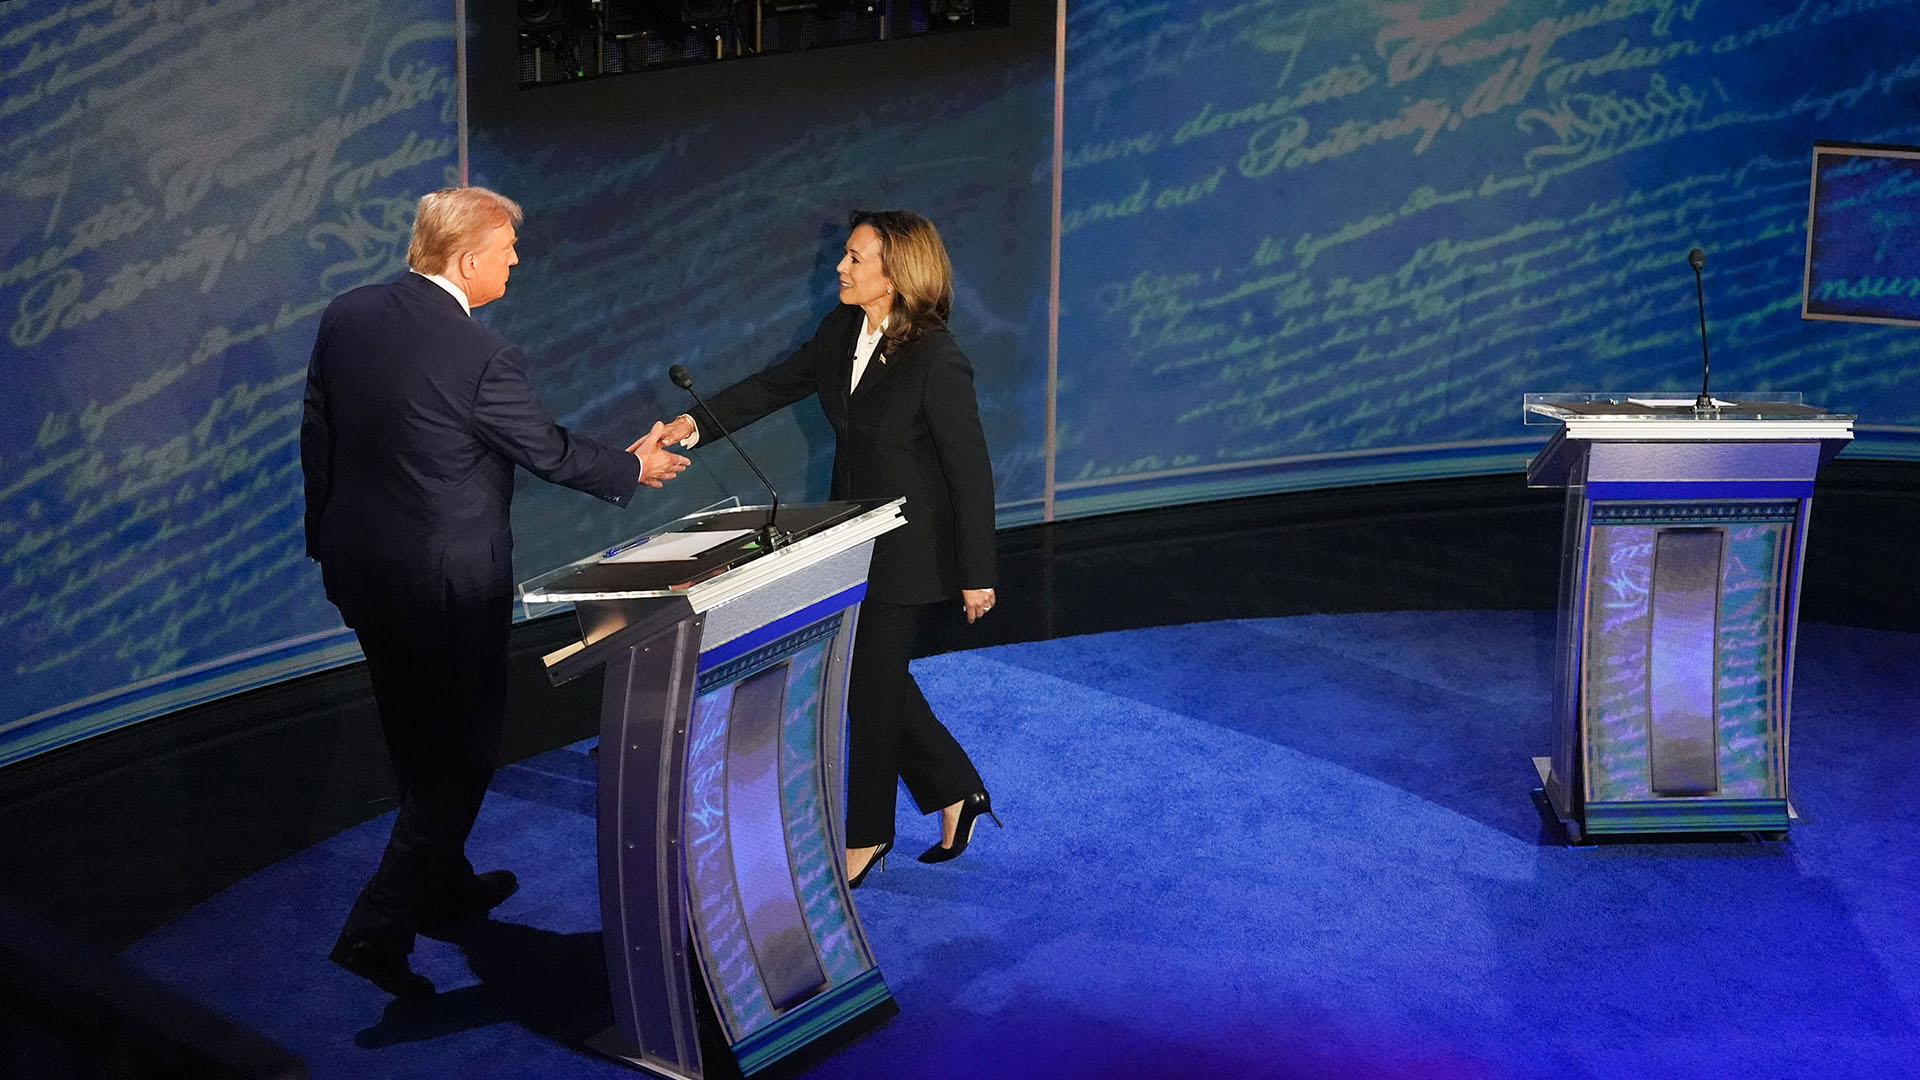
[3, 0, 1919, 763]
[1052, 0, 1920, 515]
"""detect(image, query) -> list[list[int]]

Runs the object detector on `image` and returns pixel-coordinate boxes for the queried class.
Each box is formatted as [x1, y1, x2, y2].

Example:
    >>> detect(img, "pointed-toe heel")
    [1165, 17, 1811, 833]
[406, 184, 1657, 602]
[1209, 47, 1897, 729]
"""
[918, 790, 1002, 864]
[848, 839, 892, 889]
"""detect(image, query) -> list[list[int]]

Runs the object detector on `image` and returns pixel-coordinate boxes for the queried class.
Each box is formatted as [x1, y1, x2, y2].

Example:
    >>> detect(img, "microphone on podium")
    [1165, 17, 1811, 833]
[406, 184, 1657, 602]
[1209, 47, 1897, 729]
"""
[668, 364, 788, 548]
[1687, 248, 1716, 413]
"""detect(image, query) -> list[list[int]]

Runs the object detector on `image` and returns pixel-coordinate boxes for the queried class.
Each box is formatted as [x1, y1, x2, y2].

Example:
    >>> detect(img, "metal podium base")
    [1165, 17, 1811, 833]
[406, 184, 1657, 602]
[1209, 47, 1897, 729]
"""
[587, 967, 898, 1080]
[1532, 757, 1794, 845]
[1531, 756, 1588, 845]
[586, 1030, 701, 1080]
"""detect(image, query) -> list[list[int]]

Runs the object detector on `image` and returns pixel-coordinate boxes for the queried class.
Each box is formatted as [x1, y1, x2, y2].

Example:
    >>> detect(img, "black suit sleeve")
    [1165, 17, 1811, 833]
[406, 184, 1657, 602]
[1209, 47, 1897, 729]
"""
[690, 312, 843, 441]
[472, 343, 640, 507]
[925, 345, 997, 590]
[300, 322, 332, 560]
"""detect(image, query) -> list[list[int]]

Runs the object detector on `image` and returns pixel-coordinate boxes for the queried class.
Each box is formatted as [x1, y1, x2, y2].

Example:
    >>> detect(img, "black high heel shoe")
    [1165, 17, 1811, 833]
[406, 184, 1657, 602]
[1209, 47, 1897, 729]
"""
[918, 790, 1003, 864]
[848, 839, 892, 889]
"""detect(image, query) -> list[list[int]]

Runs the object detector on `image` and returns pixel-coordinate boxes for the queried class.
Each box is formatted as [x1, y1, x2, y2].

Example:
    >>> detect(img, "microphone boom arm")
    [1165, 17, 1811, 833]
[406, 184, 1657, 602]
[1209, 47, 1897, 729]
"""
[669, 365, 787, 547]
[1689, 248, 1714, 413]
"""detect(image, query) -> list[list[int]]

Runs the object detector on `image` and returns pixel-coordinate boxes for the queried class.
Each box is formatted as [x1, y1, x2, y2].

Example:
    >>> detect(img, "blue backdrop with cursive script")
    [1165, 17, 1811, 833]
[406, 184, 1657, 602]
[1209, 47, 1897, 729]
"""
[1053, 0, 1920, 515]
[0, 0, 461, 761]
[4, 0, 1919, 763]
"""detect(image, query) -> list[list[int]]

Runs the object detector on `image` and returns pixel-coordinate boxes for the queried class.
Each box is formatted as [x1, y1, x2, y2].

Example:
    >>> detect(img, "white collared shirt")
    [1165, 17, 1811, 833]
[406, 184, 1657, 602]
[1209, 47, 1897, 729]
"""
[418, 270, 472, 316]
[850, 315, 887, 392]
[678, 314, 888, 449]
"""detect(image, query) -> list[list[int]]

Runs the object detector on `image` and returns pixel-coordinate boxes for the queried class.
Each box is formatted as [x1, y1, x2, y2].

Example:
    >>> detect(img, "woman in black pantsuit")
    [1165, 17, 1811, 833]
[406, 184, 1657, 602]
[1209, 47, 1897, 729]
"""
[658, 210, 1001, 886]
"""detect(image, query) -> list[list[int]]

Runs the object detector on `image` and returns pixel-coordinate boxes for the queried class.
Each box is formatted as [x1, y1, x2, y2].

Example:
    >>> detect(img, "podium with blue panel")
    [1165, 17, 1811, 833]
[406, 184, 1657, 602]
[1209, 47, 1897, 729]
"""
[1525, 395, 1854, 842]
[522, 499, 906, 1080]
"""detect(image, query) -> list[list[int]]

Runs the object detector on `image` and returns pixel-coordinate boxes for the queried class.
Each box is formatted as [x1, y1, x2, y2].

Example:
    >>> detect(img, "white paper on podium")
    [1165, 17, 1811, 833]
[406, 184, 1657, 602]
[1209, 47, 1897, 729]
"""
[1627, 397, 1738, 409]
[601, 529, 754, 563]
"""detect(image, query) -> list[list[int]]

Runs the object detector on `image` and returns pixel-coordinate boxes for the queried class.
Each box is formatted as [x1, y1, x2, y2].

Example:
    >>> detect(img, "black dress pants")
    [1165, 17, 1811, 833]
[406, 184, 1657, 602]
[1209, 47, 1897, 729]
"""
[844, 600, 983, 849]
[337, 593, 511, 954]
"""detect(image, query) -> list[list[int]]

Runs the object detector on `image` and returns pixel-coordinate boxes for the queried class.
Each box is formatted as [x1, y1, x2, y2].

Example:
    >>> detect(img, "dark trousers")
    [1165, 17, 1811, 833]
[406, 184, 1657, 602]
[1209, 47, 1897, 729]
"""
[844, 600, 983, 849]
[337, 594, 511, 954]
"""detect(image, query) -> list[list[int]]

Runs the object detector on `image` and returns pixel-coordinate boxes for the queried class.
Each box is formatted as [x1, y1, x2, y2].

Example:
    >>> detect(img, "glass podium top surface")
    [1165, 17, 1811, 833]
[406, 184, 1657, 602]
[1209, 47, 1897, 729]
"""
[1523, 392, 1855, 425]
[519, 500, 883, 605]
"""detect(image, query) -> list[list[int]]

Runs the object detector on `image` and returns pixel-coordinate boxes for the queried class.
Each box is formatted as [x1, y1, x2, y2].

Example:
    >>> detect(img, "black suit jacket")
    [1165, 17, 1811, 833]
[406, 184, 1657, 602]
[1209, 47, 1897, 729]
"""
[691, 304, 996, 606]
[301, 273, 638, 635]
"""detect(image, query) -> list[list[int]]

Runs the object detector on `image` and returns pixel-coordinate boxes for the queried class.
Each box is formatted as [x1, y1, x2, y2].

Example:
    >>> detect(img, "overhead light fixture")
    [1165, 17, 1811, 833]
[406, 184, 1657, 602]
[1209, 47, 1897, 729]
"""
[930, 0, 974, 23]
[681, 0, 735, 24]
[518, 0, 587, 30]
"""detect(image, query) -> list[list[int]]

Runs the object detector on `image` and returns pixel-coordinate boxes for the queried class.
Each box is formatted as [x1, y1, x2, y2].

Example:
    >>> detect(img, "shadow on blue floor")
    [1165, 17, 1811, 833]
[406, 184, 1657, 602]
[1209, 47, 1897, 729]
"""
[127, 612, 1920, 1079]
[348, 922, 608, 1052]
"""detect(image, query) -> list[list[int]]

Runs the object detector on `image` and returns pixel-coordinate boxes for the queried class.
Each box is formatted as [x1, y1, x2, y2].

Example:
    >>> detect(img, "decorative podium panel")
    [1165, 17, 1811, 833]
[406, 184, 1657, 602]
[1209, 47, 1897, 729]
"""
[1524, 396, 1853, 841]
[522, 500, 906, 1079]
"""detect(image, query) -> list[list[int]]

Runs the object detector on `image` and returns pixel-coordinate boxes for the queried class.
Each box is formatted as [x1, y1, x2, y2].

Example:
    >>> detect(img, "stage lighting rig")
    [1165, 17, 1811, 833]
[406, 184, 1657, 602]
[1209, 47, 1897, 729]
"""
[518, 0, 582, 28]
[516, 0, 1005, 87]
[599, 0, 734, 29]
[817, 0, 886, 17]
[682, 0, 736, 22]
[930, 0, 974, 24]
[518, 0, 597, 84]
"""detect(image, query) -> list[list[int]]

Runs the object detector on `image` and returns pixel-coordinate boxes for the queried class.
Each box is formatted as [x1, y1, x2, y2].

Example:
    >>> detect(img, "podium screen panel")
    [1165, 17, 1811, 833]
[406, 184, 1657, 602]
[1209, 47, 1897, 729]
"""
[1580, 503, 1793, 829]
[683, 612, 882, 1067]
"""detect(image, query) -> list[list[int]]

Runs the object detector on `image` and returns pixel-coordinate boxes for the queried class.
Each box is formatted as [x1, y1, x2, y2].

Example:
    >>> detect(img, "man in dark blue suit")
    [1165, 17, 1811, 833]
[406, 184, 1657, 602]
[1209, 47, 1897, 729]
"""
[300, 186, 688, 998]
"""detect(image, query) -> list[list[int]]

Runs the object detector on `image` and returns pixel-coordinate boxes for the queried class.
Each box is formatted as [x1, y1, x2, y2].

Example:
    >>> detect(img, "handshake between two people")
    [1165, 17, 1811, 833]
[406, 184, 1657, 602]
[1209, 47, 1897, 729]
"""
[626, 414, 706, 488]
[629, 418, 691, 490]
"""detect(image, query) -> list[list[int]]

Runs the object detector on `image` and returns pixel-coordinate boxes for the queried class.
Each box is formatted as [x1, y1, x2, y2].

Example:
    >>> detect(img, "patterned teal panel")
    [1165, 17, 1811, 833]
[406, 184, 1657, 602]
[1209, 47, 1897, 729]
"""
[1716, 523, 1787, 796]
[684, 681, 774, 1036]
[1585, 799, 1791, 834]
[1584, 526, 1654, 801]
[684, 612, 870, 1044]
[1583, 504, 1792, 804]
[778, 636, 870, 986]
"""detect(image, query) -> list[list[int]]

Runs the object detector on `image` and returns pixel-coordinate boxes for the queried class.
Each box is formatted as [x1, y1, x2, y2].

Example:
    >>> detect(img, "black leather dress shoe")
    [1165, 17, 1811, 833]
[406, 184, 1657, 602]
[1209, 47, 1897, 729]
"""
[460, 869, 519, 912]
[329, 938, 434, 999]
[419, 870, 519, 937]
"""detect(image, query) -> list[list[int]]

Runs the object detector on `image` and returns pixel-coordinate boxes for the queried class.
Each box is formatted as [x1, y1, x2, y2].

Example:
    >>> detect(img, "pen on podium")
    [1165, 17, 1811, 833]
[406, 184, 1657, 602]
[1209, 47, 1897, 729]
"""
[603, 537, 650, 558]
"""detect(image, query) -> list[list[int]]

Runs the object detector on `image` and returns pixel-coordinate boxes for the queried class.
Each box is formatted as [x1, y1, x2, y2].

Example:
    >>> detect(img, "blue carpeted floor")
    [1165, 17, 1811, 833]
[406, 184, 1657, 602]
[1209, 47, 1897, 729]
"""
[126, 612, 1920, 1079]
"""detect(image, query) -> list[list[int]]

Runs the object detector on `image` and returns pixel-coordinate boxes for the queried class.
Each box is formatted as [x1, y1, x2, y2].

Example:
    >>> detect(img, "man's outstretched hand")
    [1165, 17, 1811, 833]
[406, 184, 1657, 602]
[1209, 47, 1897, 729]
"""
[629, 421, 690, 488]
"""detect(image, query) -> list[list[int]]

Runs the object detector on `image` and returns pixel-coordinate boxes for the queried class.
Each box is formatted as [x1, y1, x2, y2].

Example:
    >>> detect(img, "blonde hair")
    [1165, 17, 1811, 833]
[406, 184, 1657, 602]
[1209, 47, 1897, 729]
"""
[407, 187, 524, 275]
[851, 209, 953, 351]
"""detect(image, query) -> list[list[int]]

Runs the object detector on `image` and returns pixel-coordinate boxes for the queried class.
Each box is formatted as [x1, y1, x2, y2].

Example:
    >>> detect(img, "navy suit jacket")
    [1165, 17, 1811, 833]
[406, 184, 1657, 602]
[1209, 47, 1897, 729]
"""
[301, 273, 638, 634]
[690, 304, 996, 606]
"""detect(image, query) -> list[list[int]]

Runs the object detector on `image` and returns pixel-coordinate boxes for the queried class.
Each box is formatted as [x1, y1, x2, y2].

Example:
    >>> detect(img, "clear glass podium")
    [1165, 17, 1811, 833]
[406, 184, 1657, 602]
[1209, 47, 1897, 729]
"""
[521, 499, 906, 1079]
[1523, 394, 1854, 841]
